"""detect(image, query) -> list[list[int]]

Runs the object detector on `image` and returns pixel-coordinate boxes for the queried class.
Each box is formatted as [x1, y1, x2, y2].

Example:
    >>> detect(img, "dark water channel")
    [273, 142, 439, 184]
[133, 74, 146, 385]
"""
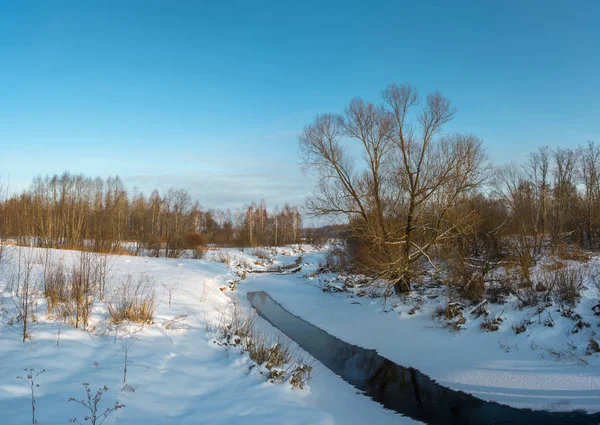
[247, 291, 600, 425]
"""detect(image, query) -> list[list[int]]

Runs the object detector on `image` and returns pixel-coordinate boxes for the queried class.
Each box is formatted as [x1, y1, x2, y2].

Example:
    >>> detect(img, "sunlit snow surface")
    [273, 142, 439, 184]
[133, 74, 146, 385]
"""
[0, 244, 599, 424]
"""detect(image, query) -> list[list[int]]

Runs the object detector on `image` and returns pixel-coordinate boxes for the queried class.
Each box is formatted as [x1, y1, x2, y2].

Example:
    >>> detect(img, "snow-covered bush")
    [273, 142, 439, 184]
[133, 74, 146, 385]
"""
[318, 244, 349, 273]
[250, 248, 270, 260]
[433, 302, 466, 331]
[507, 261, 585, 308]
[512, 269, 553, 307]
[212, 251, 231, 265]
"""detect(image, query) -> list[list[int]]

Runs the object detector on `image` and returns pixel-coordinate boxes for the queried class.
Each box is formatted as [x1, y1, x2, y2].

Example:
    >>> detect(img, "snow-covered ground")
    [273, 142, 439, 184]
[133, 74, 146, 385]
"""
[1, 244, 599, 424]
[235, 249, 600, 414]
[0, 246, 416, 425]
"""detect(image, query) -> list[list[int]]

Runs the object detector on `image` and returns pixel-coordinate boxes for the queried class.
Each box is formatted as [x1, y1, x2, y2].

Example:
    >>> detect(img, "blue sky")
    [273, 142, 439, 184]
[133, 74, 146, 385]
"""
[0, 0, 598, 209]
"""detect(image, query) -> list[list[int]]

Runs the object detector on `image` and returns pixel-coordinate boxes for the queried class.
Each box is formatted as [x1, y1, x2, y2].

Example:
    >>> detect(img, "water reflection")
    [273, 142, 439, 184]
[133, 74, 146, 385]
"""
[247, 291, 600, 425]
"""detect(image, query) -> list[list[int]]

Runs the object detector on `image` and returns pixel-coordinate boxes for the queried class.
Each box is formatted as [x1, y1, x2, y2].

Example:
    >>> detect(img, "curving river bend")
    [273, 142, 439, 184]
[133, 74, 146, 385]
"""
[247, 291, 600, 425]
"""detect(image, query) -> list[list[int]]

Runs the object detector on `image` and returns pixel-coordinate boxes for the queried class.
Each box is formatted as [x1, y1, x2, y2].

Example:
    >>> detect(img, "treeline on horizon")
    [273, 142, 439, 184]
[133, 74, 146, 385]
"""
[0, 173, 303, 257]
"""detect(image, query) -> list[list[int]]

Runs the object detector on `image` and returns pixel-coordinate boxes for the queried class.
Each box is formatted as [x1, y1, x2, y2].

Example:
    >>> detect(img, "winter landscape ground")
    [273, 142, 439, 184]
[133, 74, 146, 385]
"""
[2, 2, 598, 425]
[0, 244, 599, 425]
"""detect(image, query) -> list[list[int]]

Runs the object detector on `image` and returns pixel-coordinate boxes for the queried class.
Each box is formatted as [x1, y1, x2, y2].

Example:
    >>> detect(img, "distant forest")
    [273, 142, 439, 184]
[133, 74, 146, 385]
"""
[0, 173, 304, 256]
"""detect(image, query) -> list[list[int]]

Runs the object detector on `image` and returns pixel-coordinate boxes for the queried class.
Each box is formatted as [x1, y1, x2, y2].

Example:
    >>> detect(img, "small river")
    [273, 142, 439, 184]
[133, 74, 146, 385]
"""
[247, 291, 600, 425]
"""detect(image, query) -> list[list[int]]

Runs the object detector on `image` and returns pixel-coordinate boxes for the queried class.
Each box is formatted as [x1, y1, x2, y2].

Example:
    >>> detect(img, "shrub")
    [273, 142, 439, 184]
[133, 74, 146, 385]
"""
[511, 263, 585, 308]
[553, 264, 584, 307]
[192, 246, 208, 259]
[209, 301, 312, 388]
[184, 232, 207, 249]
[70, 253, 97, 329]
[588, 339, 600, 355]
[446, 256, 486, 302]
[184, 233, 208, 259]
[43, 255, 100, 329]
[45, 262, 70, 319]
[512, 266, 556, 307]
[480, 316, 502, 332]
[433, 302, 464, 321]
[212, 251, 231, 265]
[250, 248, 270, 260]
[10, 248, 40, 342]
[318, 245, 349, 273]
[108, 274, 156, 324]
[590, 264, 600, 294]
[290, 364, 312, 389]
[442, 237, 498, 302]
[433, 302, 466, 331]
[556, 243, 591, 263]
[246, 333, 293, 368]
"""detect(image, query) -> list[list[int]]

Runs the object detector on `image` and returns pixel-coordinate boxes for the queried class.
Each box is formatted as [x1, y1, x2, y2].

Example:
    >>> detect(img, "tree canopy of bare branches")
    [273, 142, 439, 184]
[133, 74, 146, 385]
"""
[300, 83, 486, 293]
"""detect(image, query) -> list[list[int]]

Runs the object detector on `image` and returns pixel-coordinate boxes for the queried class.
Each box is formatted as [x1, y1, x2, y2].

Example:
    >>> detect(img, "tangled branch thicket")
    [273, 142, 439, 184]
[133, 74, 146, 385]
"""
[42, 251, 113, 329]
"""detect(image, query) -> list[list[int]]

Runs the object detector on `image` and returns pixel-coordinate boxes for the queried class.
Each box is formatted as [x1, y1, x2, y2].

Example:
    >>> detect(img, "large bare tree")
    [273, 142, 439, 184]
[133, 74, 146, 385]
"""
[300, 84, 486, 293]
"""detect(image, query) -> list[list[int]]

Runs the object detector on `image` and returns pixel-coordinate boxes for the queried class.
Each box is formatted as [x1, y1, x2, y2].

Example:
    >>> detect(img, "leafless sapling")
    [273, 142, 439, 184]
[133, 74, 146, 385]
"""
[161, 280, 180, 308]
[120, 336, 137, 384]
[69, 383, 125, 425]
[11, 249, 39, 342]
[17, 368, 45, 424]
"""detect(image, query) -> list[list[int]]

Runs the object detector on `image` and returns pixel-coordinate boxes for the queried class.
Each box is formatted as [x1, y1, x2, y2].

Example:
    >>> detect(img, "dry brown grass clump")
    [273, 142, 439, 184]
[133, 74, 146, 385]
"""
[212, 251, 231, 264]
[108, 274, 156, 324]
[433, 302, 467, 331]
[556, 243, 592, 263]
[250, 248, 270, 260]
[289, 364, 312, 389]
[209, 301, 313, 388]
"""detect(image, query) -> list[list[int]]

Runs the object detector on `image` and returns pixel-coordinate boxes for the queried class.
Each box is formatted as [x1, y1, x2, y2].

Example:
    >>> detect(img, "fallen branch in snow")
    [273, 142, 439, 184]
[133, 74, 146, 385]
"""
[163, 314, 188, 331]
[533, 341, 589, 366]
[470, 299, 489, 318]
[323, 284, 345, 293]
[200, 284, 208, 303]
[280, 266, 302, 274]
[498, 339, 519, 353]
[246, 257, 303, 275]
[246, 266, 302, 275]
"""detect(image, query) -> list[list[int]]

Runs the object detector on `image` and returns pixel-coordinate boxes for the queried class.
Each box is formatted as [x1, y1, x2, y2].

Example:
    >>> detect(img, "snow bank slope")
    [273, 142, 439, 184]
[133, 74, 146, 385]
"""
[0, 247, 415, 425]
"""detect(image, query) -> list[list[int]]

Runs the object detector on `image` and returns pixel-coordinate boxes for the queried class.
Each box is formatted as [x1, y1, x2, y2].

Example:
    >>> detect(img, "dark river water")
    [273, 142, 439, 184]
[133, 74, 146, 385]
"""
[247, 291, 600, 425]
